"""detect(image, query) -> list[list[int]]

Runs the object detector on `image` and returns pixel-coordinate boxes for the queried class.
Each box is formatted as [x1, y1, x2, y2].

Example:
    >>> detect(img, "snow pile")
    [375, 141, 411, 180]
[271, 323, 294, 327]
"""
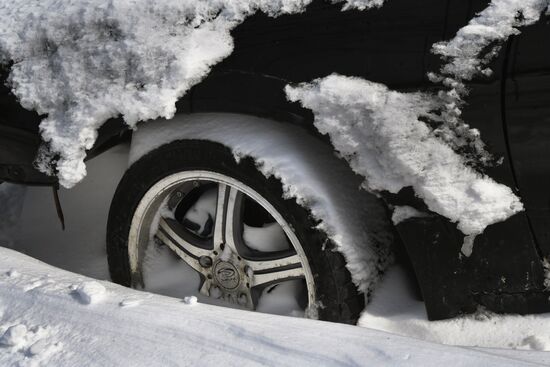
[0, 0, 383, 188]
[285, 74, 523, 236]
[2, 246, 535, 367]
[130, 113, 393, 295]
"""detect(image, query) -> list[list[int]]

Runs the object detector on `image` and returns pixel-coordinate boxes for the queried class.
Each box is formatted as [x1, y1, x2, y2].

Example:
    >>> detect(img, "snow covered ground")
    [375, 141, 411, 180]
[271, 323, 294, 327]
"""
[3, 247, 548, 367]
[2, 144, 550, 365]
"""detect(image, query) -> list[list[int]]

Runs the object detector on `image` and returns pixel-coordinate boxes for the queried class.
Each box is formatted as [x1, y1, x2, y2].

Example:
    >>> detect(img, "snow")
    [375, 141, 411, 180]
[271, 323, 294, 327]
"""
[1, 324, 28, 347]
[285, 74, 523, 237]
[0, 0, 382, 188]
[432, 0, 549, 89]
[74, 281, 106, 305]
[243, 223, 289, 252]
[427, 0, 550, 167]
[0, 246, 547, 367]
[391, 206, 428, 226]
[129, 113, 393, 296]
[460, 234, 477, 257]
[337, 0, 386, 11]
[361, 266, 550, 356]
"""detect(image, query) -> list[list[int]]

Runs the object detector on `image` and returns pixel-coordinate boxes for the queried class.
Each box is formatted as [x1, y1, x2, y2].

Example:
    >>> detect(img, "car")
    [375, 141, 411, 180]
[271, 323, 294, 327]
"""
[1, 0, 549, 323]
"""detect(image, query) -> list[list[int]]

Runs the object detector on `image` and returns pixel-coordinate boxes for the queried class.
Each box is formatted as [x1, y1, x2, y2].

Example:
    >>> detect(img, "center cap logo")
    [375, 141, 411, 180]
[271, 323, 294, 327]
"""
[213, 261, 240, 290]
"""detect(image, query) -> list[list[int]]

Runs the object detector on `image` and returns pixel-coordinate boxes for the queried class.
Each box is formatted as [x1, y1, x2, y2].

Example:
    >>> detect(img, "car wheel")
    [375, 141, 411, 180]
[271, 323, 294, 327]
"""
[107, 139, 363, 323]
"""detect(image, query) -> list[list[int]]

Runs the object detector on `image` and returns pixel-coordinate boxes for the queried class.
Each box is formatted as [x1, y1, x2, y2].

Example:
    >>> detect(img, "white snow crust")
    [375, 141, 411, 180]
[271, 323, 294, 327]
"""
[0, 246, 547, 367]
[0, 0, 382, 188]
[285, 74, 523, 236]
[129, 113, 393, 295]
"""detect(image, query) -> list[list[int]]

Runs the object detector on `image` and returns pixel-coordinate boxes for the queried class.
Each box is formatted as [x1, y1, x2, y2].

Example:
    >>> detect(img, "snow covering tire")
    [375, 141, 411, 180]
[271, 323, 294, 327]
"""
[107, 139, 364, 324]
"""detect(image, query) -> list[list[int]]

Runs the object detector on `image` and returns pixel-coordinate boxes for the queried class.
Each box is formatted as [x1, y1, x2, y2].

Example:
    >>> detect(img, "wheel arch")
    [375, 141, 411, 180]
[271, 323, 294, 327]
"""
[129, 112, 396, 299]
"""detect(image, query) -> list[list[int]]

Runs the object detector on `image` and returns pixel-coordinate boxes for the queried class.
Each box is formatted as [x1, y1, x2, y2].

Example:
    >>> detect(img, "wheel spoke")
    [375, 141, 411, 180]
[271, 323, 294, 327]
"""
[158, 218, 212, 258]
[251, 266, 304, 288]
[213, 183, 244, 255]
[199, 278, 212, 297]
[247, 253, 304, 287]
[156, 218, 211, 273]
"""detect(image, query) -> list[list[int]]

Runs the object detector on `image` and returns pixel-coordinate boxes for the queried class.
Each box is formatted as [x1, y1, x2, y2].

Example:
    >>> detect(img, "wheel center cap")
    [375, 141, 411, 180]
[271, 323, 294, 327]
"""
[213, 261, 240, 290]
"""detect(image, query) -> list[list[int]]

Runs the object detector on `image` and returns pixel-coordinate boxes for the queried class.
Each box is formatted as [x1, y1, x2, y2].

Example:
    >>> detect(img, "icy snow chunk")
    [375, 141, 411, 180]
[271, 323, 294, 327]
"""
[183, 296, 198, 305]
[0, 324, 27, 347]
[75, 281, 106, 305]
[461, 235, 477, 257]
[286, 74, 523, 236]
[391, 206, 428, 225]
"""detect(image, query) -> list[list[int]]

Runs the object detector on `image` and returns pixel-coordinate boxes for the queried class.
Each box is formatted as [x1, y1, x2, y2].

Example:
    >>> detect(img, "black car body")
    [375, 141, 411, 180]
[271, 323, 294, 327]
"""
[1, 0, 549, 320]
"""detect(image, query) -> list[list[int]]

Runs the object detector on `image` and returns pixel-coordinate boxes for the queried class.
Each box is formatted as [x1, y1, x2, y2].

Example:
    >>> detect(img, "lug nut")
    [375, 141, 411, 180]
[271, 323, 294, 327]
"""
[199, 256, 213, 268]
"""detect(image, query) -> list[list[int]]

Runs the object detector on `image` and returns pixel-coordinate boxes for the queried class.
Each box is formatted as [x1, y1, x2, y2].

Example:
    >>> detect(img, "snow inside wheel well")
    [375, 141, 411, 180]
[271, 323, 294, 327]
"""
[128, 112, 395, 299]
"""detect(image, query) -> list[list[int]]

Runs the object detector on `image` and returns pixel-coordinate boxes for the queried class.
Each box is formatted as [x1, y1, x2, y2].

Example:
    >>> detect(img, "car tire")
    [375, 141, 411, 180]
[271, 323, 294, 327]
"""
[107, 139, 364, 324]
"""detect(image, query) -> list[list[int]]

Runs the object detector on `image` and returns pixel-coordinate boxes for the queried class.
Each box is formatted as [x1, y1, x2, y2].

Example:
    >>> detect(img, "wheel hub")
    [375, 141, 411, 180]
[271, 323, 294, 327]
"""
[213, 260, 240, 290]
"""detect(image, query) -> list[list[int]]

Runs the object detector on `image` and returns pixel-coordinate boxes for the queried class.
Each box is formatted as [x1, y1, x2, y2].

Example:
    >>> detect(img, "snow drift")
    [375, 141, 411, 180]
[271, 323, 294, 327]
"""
[0, 0, 384, 188]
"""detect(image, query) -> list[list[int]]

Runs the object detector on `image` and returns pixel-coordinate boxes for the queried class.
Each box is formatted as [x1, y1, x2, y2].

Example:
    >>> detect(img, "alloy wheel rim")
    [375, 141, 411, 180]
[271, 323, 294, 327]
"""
[127, 171, 317, 317]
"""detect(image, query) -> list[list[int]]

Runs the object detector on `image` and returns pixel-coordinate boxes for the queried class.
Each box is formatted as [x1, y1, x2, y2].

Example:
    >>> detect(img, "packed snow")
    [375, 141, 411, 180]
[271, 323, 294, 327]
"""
[0, 0, 383, 188]
[130, 113, 393, 296]
[285, 75, 523, 236]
